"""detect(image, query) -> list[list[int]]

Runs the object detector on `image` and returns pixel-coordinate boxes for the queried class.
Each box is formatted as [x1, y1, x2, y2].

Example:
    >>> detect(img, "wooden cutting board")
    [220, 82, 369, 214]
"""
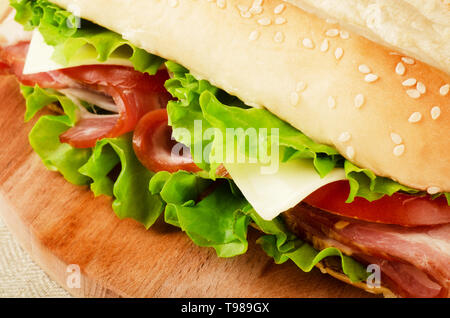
[0, 75, 374, 298]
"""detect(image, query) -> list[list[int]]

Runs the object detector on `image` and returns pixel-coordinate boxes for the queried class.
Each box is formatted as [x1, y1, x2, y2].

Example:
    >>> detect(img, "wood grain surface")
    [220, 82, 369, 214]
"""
[0, 75, 373, 298]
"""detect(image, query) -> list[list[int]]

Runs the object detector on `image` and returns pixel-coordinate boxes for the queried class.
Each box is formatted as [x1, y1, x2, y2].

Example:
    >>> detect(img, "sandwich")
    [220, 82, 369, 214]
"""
[0, 0, 448, 298]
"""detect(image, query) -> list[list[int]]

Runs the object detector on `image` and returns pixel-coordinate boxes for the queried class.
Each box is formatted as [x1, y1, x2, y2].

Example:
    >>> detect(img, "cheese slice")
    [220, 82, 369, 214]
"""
[23, 29, 133, 75]
[225, 160, 346, 220]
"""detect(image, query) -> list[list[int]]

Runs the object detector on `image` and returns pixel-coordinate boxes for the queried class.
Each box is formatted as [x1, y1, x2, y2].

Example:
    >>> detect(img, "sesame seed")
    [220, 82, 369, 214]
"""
[290, 92, 299, 106]
[393, 144, 405, 156]
[274, 3, 285, 14]
[302, 38, 315, 49]
[427, 187, 441, 195]
[396, 62, 406, 75]
[334, 47, 344, 60]
[406, 89, 420, 99]
[325, 29, 339, 37]
[217, 0, 226, 9]
[257, 17, 271, 26]
[416, 82, 426, 94]
[274, 31, 284, 43]
[340, 30, 350, 39]
[338, 132, 351, 143]
[401, 57, 415, 65]
[358, 64, 371, 74]
[296, 81, 307, 92]
[390, 133, 402, 144]
[328, 96, 336, 109]
[346, 146, 355, 159]
[168, 0, 179, 8]
[320, 39, 329, 52]
[408, 112, 422, 123]
[431, 106, 441, 120]
[354, 94, 365, 108]
[402, 78, 416, 87]
[275, 17, 286, 25]
[364, 74, 378, 83]
[249, 30, 260, 41]
[439, 84, 449, 96]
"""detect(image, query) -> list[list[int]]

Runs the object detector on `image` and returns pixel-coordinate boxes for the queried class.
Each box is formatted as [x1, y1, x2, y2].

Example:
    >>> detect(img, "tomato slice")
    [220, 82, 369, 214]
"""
[133, 109, 200, 173]
[303, 181, 450, 227]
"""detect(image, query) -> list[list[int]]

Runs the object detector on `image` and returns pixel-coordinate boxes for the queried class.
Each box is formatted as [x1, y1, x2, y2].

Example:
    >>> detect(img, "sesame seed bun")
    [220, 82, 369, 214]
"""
[49, 0, 449, 192]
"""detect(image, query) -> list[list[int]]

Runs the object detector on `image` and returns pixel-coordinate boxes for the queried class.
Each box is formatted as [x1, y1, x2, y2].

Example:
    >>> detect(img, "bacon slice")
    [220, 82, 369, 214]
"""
[284, 204, 450, 298]
[58, 66, 172, 148]
[0, 42, 172, 148]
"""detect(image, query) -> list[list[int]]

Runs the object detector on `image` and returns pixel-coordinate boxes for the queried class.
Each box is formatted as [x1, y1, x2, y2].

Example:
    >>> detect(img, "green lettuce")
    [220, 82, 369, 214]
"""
[151, 172, 251, 257]
[23, 85, 91, 185]
[344, 161, 419, 202]
[11, 0, 164, 74]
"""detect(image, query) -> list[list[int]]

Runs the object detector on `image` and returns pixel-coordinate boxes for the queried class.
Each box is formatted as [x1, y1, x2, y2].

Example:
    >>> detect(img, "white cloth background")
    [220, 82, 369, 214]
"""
[0, 216, 70, 298]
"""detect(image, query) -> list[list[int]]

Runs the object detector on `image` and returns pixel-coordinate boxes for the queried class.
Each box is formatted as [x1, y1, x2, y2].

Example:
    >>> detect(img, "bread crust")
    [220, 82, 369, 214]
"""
[50, 0, 450, 192]
[285, 0, 450, 76]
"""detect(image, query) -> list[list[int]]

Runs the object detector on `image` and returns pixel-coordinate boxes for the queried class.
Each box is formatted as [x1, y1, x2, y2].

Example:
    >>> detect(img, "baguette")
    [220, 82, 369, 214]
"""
[51, 0, 450, 192]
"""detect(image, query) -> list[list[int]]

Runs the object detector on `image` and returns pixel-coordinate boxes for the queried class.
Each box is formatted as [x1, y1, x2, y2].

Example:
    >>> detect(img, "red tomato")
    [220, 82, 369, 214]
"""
[132, 109, 201, 173]
[304, 180, 450, 226]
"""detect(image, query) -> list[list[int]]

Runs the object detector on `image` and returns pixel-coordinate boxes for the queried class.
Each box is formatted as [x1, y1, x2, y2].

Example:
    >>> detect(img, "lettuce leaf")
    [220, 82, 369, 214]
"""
[11, 0, 164, 74]
[151, 172, 251, 257]
[344, 161, 419, 202]
[29, 114, 92, 185]
[79, 135, 164, 228]
[23, 84, 91, 185]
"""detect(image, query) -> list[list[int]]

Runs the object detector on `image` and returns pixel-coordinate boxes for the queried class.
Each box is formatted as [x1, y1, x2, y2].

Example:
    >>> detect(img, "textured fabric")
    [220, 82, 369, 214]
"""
[0, 216, 71, 298]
